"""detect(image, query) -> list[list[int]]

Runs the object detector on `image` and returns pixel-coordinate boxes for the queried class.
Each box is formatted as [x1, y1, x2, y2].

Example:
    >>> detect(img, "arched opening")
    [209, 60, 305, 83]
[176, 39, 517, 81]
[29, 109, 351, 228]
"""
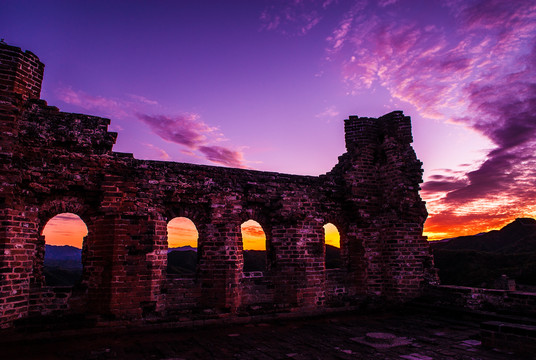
[324, 223, 341, 269]
[167, 217, 198, 275]
[241, 219, 267, 272]
[41, 213, 87, 286]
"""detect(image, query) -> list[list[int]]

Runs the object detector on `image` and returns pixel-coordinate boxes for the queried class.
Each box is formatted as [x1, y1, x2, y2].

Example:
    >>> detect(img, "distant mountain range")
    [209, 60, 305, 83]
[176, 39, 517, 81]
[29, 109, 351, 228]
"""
[430, 218, 536, 287]
[45, 244, 82, 262]
[43, 244, 342, 282]
[44, 245, 82, 286]
[432, 218, 536, 253]
[168, 245, 197, 253]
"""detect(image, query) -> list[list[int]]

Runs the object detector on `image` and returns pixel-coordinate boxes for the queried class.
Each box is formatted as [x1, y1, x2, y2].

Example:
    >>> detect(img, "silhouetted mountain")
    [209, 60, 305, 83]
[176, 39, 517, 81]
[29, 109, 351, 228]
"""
[326, 245, 342, 269]
[44, 245, 82, 263]
[44, 244, 343, 282]
[44, 245, 82, 286]
[430, 218, 536, 287]
[168, 245, 197, 253]
[167, 250, 197, 275]
[243, 250, 266, 272]
[432, 218, 536, 253]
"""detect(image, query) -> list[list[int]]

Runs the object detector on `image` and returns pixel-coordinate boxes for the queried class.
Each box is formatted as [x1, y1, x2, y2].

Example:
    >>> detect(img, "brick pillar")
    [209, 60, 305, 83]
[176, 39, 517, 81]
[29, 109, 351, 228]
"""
[85, 215, 115, 315]
[0, 209, 39, 328]
[198, 211, 242, 312]
[341, 118, 386, 297]
[300, 218, 325, 307]
[344, 224, 367, 295]
[271, 219, 320, 309]
[0, 42, 44, 101]
[148, 218, 167, 314]
[0, 44, 45, 327]
[86, 213, 163, 319]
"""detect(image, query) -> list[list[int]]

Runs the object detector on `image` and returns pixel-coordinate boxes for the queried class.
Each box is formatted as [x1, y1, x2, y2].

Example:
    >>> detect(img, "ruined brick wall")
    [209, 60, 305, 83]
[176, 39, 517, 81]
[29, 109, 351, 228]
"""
[0, 43, 436, 328]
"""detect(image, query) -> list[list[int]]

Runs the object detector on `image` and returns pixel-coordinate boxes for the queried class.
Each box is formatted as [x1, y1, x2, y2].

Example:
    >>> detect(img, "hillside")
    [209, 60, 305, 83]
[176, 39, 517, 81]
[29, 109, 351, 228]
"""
[432, 218, 536, 253]
[430, 218, 536, 287]
[167, 249, 197, 275]
[44, 245, 82, 286]
[44, 244, 343, 283]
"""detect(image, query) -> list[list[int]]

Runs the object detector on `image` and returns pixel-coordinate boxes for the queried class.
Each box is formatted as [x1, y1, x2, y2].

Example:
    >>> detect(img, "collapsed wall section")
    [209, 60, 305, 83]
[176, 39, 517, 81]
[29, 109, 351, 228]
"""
[0, 42, 436, 329]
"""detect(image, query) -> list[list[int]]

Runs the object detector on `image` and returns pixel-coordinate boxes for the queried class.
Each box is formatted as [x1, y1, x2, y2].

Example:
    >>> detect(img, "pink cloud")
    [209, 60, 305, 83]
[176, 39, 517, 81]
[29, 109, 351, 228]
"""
[199, 146, 246, 168]
[320, 0, 536, 237]
[143, 143, 170, 161]
[56, 85, 247, 168]
[315, 105, 340, 121]
[260, 0, 333, 36]
[56, 86, 128, 118]
[378, 0, 398, 6]
[128, 94, 158, 105]
[138, 114, 211, 149]
[138, 113, 246, 168]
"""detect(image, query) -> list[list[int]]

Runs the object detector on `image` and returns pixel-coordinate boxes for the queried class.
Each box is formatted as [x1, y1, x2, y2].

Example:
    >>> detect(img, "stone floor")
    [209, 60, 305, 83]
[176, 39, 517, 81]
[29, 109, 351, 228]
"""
[2, 308, 531, 359]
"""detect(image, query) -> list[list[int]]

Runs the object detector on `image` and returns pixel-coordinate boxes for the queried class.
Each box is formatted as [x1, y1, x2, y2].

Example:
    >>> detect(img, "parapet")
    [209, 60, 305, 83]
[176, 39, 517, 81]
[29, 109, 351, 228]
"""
[0, 42, 44, 101]
[344, 111, 413, 152]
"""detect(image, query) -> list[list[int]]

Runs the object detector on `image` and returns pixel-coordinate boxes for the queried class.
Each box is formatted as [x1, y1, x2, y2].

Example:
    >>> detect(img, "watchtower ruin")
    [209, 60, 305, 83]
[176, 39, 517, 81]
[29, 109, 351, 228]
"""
[0, 43, 436, 328]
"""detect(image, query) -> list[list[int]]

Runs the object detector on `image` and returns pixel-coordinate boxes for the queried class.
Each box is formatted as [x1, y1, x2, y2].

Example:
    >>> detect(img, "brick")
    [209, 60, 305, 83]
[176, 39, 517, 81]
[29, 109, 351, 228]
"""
[0, 42, 436, 328]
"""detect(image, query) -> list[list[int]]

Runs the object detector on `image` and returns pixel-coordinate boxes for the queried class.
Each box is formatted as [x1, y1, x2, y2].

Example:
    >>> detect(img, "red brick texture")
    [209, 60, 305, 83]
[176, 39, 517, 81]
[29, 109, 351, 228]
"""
[0, 43, 437, 328]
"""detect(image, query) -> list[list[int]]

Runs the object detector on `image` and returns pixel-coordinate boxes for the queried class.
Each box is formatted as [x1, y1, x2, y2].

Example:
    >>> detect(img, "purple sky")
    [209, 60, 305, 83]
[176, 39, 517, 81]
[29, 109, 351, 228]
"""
[3, 0, 536, 239]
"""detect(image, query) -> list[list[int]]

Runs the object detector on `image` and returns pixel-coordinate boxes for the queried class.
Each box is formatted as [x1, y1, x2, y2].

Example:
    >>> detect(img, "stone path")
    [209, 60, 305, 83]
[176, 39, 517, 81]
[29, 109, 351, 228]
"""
[2, 309, 527, 359]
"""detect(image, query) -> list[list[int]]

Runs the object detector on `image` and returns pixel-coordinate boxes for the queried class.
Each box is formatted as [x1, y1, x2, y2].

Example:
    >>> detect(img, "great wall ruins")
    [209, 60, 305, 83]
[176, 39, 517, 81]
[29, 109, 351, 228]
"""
[0, 42, 438, 328]
[3, 43, 536, 356]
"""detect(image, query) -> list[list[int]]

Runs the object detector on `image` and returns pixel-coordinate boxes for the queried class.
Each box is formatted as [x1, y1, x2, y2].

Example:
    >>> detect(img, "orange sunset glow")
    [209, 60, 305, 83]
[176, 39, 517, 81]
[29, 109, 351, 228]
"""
[167, 217, 198, 248]
[43, 217, 369, 249]
[42, 212, 529, 247]
[324, 223, 340, 248]
[422, 191, 536, 241]
[42, 213, 87, 248]
[6, 0, 535, 254]
[241, 220, 266, 251]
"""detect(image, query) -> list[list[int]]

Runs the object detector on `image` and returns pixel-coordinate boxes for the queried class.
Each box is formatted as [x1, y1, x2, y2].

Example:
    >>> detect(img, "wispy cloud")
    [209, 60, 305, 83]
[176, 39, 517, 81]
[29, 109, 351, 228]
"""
[260, 0, 332, 36]
[320, 0, 536, 238]
[128, 94, 158, 105]
[143, 143, 170, 160]
[316, 105, 340, 121]
[242, 224, 266, 238]
[56, 86, 248, 168]
[138, 114, 212, 149]
[57, 87, 162, 119]
[56, 86, 128, 118]
[138, 114, 247, 168]
[199, 146, 245, 168]
[378, 0, 398, 6]
[422, 1, 536, 237]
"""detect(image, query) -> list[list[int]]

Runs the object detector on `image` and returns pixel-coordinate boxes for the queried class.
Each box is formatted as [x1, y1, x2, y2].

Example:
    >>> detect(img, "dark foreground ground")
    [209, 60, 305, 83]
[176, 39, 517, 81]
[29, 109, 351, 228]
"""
[1, 307, 532, 360]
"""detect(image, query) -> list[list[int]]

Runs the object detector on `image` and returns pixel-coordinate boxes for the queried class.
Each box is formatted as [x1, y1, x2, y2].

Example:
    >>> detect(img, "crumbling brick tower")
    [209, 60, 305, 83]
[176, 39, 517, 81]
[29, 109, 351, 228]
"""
[330, 115, 433, 300]
[0, 44, 45, 326]
[0, 42, 436, 329]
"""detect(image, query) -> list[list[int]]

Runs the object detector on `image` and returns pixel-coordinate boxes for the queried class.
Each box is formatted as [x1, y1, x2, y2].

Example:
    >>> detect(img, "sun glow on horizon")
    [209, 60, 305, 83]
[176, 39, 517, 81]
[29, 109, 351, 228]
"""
[42, 213, 88, 248]
[241, 219, 266, 251]
[423, 215, 533, 241]
[324, 223, 340, 248]
[167, 217, 198, 248]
